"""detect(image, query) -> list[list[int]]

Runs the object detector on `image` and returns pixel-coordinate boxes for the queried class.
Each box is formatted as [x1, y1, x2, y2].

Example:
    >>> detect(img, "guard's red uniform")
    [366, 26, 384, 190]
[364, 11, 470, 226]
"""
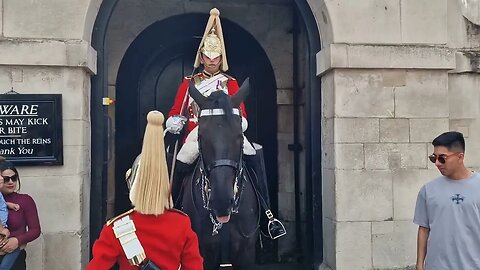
[168, 72, 247, 134]
[87, 209, 203, 270]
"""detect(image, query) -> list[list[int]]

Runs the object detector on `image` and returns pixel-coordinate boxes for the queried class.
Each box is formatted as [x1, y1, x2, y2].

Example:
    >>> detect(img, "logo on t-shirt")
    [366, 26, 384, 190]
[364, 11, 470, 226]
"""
[451, 194, 465, 204]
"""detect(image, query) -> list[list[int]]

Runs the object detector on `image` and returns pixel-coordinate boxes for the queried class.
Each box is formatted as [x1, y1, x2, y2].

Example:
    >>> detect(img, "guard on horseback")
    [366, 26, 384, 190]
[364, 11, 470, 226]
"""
[166, 8, 286, 240]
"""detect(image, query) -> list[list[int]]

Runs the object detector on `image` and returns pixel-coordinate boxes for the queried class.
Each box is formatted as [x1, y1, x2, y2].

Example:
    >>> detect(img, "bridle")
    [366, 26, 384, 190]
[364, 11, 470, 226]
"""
[194, 107, 248, 235]
[197, 108, 245, 213]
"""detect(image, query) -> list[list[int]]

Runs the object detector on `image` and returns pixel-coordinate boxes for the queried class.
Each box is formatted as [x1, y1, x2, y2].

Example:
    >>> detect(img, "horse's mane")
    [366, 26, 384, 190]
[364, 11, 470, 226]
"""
[207, 91, 236, 124]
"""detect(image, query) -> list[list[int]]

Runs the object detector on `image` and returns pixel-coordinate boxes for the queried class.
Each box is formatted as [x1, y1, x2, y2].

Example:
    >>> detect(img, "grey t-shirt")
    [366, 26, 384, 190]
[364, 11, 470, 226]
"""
[414, 172, 480, 270]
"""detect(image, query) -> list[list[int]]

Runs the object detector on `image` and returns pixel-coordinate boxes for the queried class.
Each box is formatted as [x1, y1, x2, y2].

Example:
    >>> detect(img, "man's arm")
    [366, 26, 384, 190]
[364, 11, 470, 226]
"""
[6, 202, 19, 211]
[169, 79, 190, 117]
[180, 217, 203, 269]
[86, 224, 120, 270]
[416, 226, 429, 270]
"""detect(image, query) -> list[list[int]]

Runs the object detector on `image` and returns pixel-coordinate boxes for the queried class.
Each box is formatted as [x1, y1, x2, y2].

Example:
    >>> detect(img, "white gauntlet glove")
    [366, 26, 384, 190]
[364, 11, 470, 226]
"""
[166, 115, 187, 134]
[241, 117, 248, 132]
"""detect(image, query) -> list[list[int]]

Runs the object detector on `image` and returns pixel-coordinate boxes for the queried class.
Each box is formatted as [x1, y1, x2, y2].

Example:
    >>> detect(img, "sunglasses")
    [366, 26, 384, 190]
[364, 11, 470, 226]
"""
[428, 153, 457, 164]
[1, 175, 18, 183]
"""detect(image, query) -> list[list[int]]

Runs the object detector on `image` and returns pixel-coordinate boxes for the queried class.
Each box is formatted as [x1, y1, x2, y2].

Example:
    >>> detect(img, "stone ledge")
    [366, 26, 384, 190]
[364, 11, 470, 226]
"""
[0, 39, 97, 74]
[318, 263, 333, 270]
[453, 51, 480, 73]
[317, 44, 456, 75]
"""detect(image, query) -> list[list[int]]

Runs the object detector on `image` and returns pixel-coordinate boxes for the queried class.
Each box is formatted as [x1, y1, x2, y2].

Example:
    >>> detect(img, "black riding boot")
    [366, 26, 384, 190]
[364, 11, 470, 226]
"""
[244, 146, 286, 240]
[171, 160, 191, 209]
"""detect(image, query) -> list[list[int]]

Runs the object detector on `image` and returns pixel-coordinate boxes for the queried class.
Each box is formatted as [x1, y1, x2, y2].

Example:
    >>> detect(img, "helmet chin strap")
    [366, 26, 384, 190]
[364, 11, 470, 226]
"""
[128, 159, 141, 203]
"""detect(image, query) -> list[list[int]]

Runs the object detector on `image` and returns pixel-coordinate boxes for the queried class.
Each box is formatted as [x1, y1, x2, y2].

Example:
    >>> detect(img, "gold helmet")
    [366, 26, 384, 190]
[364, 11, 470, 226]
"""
[194, 8, 228, 71]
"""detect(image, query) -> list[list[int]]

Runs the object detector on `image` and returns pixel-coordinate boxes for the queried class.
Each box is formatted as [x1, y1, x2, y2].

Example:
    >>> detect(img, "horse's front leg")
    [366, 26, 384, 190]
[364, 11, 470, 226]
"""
[200, 233, 222, 270]
[230, 229, 258, 270]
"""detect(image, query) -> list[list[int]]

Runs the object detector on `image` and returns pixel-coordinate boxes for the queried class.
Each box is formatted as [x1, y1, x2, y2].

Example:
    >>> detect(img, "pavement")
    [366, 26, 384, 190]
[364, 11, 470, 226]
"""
[220, 263, 306, 270]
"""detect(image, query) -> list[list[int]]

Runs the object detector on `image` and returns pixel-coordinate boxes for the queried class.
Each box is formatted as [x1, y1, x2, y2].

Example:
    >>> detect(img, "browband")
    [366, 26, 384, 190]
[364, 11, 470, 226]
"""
[199, 108, 240, 117]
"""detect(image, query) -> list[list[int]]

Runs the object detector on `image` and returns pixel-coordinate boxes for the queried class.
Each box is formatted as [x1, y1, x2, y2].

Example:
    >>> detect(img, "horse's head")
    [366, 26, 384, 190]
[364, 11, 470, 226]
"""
[189, 78, 249, 223]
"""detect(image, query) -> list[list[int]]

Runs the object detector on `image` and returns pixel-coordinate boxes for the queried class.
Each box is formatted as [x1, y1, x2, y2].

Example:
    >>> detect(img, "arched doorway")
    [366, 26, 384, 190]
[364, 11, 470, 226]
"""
[90, 1, 321, 268]
[114, 14, 278, 218]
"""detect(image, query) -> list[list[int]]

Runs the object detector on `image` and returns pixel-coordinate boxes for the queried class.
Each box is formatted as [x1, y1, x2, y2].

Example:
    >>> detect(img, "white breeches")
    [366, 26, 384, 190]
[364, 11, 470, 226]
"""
[177, 126, 257, 164]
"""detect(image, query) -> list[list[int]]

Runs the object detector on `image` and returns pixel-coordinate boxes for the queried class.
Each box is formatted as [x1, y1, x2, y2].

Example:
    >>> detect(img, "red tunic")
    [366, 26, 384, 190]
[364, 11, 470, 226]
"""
[87, 210, 203, 270]
[168, 73, 247, 134]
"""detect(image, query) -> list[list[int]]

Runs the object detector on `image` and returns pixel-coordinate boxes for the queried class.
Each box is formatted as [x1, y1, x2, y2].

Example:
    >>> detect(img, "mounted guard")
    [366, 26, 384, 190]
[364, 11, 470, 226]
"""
[166, 8, 285, 240]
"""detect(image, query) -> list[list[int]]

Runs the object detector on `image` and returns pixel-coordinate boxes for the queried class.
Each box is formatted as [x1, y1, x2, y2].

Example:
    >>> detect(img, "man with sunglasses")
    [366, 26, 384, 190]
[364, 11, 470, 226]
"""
[414, 131, 480, 270]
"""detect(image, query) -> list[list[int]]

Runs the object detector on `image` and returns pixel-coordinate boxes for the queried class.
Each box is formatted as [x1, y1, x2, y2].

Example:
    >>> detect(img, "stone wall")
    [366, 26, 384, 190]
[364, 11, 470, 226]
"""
[0, 1, 97, 269]
[313, 0, 480, 269]
[0, 66, 93, 270]
[1, 0, 479, 269]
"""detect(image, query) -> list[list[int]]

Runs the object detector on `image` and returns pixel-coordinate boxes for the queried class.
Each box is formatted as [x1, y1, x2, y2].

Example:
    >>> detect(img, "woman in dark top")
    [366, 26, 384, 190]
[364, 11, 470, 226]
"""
[0, 161, 41, 270]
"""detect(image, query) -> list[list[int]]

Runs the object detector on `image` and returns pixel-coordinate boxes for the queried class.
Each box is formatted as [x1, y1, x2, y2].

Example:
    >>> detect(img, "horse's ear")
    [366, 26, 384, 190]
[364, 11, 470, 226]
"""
[188, 79, 208, 108]
[231, 78, 250, 107]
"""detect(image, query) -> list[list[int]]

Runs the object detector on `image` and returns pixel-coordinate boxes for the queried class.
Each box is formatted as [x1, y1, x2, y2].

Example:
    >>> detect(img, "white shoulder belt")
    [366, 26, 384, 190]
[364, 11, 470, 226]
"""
[112, 215, 146, 266]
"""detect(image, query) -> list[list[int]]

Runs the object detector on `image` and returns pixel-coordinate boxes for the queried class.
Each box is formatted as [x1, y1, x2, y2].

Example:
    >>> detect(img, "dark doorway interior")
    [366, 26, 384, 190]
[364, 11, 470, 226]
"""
[114, 13, 279, 261]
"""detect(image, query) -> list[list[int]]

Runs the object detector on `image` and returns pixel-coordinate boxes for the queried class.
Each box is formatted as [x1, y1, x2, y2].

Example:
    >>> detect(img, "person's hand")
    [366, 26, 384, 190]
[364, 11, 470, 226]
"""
[166, 116, 187, 134]
[0, 228, 10, 238]
[241, 117, 248, 132]
[1, 237, 19, 253]
[6, 202, 20, 211]
[0, 236, 8, 250]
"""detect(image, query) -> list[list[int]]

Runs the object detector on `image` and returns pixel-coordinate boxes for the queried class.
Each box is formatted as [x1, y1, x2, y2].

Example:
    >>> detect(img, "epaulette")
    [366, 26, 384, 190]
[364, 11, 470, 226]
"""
[183, 73, 204, 84]
[221, 73, 236, 80]
[167, 208, 188, 216]
[106, 209, 134, 226]
[192, 73, 204, 85]
[184, 72, 201, 80]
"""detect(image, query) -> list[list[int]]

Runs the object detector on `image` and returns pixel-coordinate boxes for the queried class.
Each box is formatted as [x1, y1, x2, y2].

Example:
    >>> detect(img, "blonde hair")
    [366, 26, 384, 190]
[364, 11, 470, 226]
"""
[130, 111, 172, 215]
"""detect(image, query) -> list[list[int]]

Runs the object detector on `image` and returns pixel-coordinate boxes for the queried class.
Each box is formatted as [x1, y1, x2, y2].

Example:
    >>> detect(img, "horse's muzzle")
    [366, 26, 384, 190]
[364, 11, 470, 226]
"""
[216, 215, 231, 224]
[209, 197, 234, 217]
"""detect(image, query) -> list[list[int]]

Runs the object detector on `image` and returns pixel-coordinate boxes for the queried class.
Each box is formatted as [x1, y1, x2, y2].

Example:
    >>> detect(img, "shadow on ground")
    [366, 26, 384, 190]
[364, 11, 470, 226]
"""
[219, 263, 305, 270]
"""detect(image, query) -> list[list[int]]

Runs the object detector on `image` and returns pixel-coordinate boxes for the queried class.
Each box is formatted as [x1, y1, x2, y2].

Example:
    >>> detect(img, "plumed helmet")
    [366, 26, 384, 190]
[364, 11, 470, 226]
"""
[126, 111, 172, 215]
[194, 8, 229, 71]
[201, 28, 223, 60]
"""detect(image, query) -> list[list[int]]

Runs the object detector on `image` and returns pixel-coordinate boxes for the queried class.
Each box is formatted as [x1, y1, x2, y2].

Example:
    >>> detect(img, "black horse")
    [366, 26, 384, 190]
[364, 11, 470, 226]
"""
[180, 78, 260, 270]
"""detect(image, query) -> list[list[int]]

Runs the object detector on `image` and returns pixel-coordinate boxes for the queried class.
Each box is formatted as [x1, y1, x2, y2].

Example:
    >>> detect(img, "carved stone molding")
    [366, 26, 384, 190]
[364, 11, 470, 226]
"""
[459, 0, 480, 25]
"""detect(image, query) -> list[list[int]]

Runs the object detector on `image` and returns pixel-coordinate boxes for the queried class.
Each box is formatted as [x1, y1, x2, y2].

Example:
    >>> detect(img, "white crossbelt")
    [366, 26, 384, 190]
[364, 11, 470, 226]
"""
[188, 74, 229, 106]
[199, 108, 240, 117]
[196, 74, 228, 95]
[112, 216, 146, 266]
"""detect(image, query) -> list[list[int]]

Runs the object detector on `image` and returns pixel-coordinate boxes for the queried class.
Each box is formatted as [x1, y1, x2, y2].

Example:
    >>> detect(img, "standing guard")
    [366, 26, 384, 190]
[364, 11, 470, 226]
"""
[166, 8, 286, 240]
[87, 111, 203, 270]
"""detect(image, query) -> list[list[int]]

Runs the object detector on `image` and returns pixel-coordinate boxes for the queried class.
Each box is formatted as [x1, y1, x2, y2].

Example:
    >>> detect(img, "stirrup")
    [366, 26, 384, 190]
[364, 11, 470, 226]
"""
[266, 210, 286, 240]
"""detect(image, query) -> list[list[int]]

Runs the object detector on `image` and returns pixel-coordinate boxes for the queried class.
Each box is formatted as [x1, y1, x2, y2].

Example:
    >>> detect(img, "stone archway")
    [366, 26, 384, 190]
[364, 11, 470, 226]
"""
[113, 13, 278, 219]
[90, 0, 323, 267]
